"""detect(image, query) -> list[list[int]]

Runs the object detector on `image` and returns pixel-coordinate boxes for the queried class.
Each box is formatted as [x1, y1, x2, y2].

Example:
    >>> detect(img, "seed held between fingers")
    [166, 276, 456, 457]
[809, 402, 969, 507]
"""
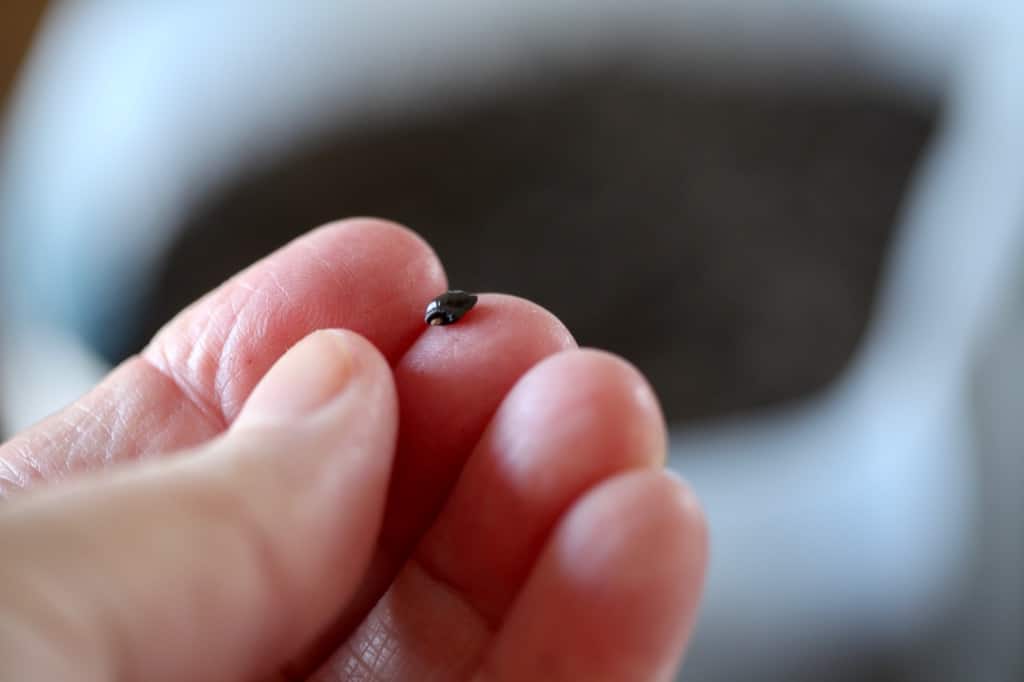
[424, 290, 478, 326]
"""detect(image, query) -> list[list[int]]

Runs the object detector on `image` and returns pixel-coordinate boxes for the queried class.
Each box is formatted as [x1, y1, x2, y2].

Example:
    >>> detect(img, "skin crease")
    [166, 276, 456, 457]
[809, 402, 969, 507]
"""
[0, 218, 707, 681]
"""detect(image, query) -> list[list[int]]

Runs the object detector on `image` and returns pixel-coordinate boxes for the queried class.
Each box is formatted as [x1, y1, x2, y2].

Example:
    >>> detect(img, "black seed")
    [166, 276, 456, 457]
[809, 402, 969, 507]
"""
[424, 290, 478, 326]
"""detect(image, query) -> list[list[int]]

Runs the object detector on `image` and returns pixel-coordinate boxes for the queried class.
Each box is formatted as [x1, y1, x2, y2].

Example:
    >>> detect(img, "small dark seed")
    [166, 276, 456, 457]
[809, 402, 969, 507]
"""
[424, 290, 478, 326]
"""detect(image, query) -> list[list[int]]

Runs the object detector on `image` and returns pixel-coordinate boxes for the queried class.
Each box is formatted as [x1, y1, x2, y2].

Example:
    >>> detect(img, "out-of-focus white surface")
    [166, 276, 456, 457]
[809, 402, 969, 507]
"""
[1, 326, 109, 435]
[675, 5, 1024, 675]
[673, 6, 1024, 677]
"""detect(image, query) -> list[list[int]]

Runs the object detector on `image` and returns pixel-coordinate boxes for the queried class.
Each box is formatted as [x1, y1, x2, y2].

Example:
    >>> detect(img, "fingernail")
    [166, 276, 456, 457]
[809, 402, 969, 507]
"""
[236, 330, 354, 425]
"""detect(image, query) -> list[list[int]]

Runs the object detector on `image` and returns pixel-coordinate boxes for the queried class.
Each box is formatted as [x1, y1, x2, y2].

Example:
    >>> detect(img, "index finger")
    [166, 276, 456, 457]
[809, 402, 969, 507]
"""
[0, 218, 446, 494]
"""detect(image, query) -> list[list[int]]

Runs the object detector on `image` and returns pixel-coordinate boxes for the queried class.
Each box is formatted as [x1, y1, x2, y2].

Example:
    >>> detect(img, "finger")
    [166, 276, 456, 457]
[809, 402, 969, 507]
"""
[0, 330, 398, 682]
[477, 470, 707, 682]
[144, 218, 443, 419]
[288, 295, 575, 673]
[313, 349, 668, 679]
[385, 295, 578, 552]
[0, 218, 446, 495]
[417, 349, 667, 620]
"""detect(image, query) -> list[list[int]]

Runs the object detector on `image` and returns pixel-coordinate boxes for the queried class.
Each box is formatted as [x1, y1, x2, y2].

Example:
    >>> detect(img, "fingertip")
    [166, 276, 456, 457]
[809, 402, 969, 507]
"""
[232, 328, 395, 429]
[480, 468, 707, 681]
[582, 468, 708, 598]
[314, 327, 395, 388]
[381, 293, 577, 561]
[313, 217, 448, 293]
[614, 469, 709, 673]
[142, 216, 448, 426]
[662, 467, 709, 553]
[408, 347, 671, 629]
[562, 468, 707, 592]
[637, 469, 709, 667]
[233, 329, 352, 426]
[573, 469, 708, 666]
[301, 217, 450, 358]
[518, 347, 668, 466]
[482, 294, 577, 349]
[396, 294, 577, 449]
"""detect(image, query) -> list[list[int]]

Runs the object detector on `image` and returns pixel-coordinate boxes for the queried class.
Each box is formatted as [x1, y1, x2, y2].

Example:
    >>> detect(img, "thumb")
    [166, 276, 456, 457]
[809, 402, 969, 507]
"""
[0, 330, 398, 682]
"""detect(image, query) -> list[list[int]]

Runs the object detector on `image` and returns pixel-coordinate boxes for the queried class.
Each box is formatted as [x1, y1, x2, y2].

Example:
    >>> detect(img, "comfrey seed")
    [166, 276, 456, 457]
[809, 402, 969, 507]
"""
[424, 290, 478, 326]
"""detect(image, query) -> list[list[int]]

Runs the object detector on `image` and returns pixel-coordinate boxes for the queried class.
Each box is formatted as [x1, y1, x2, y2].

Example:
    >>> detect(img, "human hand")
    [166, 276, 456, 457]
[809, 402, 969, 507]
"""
[0, 219, 706, 681]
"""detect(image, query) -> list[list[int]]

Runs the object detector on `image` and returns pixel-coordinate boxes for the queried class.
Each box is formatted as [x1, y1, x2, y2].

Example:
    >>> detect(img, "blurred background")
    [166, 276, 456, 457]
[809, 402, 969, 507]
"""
[1, 1, 1021, 680]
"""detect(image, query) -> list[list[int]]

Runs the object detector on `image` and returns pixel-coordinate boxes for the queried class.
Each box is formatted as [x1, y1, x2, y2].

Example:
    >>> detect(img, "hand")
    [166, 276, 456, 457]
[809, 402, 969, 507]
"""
[0, 219, 706, 681]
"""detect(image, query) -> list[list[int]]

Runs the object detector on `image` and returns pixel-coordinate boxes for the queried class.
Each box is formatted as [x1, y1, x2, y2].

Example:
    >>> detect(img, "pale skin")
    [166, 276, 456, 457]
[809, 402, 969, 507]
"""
[0, 218, 707, 681]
